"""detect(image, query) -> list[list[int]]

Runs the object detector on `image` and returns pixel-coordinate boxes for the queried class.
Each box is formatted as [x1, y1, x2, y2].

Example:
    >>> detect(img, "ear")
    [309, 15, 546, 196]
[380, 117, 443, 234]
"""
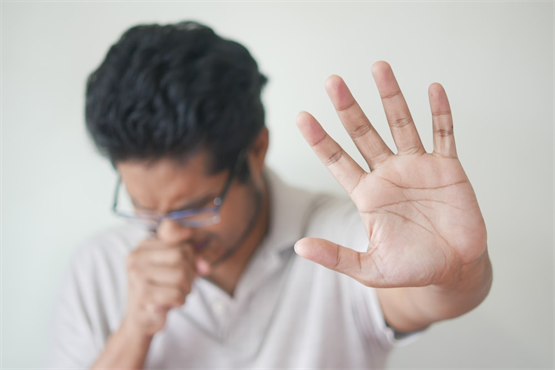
[248, 127, 269, 177]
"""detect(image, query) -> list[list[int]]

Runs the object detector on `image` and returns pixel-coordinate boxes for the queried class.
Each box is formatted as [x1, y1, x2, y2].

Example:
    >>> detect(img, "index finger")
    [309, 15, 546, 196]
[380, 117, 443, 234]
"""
[136, 239, 195, 266]
[296, 111, 367, 196]
[325, 75, 393, 170]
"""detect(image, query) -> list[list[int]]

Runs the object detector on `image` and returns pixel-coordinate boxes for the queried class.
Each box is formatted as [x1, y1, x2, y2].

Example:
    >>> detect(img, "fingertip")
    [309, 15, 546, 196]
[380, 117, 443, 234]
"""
[294, 239, 310, 258]
[371, 60, 391, 75]
[429, 83, 451, 109]
[295, 238, 359, 277]
[429, 82, 445, 96]
[325, 74, 344, 92]
[295, 113, 326, 146]
[296, 111, 312, 125]
[294, 238, 326, 262]
[295, 111, 313, 131]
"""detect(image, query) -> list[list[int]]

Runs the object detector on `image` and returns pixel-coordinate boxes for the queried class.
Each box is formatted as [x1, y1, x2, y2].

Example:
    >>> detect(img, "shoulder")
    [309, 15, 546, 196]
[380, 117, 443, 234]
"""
[265, 167, 356, 225]
[264, 167, 366, 252]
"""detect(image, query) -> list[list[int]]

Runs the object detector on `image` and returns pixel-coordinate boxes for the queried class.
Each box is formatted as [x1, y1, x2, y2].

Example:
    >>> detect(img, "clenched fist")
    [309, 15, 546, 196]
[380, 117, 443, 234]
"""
[122, 238, 210, 337]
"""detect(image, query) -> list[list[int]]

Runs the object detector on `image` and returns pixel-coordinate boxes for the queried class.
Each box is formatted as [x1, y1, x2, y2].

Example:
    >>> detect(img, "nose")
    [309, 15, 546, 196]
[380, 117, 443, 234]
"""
[156, 218, 195, 245]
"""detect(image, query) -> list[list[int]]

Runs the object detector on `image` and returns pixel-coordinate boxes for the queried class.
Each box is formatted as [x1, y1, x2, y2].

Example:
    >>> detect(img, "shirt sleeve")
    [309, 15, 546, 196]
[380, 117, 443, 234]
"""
[351, 283, 424, 349]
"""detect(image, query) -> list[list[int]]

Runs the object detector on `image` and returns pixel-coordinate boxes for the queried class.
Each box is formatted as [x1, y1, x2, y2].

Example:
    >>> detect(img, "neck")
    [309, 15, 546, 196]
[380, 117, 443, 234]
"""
[207, 176, 270, 296]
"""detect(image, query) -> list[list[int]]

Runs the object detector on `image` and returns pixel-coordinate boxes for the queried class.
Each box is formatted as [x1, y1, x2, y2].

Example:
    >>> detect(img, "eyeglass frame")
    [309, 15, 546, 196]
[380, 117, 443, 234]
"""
[111, 149, 247, 230]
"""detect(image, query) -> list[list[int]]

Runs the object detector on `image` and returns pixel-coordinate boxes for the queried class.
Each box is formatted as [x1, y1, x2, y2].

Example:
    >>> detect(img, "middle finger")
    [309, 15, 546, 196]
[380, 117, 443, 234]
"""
[325, 75, 393, 170]
[371, 61, 425, 155]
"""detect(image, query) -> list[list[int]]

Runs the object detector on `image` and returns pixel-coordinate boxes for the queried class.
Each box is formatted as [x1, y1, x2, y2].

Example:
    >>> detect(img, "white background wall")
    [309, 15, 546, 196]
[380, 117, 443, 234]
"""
[2, 1, 553, 369]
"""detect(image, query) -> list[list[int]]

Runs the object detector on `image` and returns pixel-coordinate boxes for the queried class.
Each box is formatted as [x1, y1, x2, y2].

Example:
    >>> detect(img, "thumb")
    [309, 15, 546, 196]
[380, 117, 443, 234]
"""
[294, 237, 377, 286]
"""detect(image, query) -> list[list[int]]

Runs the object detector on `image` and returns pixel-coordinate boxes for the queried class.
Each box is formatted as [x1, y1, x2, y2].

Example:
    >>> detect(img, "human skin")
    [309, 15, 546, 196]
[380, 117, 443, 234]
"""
[294, 61, 492, 332]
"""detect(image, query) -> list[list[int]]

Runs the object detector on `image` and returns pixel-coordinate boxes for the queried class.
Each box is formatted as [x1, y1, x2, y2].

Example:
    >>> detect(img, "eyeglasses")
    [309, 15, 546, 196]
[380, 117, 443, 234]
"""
[111, 150, 247, 230]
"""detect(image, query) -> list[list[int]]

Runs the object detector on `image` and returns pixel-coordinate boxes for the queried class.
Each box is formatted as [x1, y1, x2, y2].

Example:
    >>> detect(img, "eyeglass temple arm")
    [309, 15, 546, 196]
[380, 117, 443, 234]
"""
[216, 149, 248, 205]
[112, 176, 122, 212]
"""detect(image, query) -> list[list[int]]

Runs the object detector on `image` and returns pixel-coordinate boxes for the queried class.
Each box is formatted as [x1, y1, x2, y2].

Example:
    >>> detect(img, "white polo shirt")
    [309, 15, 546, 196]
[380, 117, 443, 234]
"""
[46, 168, 418, 369]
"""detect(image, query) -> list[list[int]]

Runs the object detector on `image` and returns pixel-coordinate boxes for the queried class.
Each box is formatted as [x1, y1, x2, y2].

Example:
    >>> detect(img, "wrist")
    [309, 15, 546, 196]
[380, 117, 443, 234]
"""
[120, 317, 156, 343]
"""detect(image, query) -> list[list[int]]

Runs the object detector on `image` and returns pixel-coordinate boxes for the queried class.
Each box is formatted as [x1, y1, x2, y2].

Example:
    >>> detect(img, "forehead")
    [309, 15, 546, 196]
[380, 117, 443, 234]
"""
[116, 151, 226, 210]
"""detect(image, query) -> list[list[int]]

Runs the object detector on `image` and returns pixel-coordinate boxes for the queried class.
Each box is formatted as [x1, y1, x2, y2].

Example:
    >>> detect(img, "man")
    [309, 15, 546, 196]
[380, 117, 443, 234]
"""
[47, 21, 492, 368]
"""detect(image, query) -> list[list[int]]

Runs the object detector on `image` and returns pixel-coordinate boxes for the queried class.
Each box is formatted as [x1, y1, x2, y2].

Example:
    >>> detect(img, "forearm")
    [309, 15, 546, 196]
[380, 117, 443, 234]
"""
[377, 251, 493, 333]
[91, 320, 153, 370]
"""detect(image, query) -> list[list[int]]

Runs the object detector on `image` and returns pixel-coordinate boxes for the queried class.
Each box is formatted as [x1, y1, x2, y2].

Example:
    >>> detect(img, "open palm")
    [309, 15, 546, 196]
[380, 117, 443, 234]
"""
[296, 62, 487, 289]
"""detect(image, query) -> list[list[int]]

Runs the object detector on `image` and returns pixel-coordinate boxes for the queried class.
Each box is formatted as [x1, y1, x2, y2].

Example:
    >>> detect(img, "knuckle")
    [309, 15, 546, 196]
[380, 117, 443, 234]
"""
[380, 89, 402, 101]
[349, 123, 372, 139]
[399, 145, 423, 156]
[432, 110, 452, 117]
[434, 127, 454, 137]
[432, 152, 457, 160]
[391, 116, 414, 129]
[325, 149, 343, 166]
[335, 99, 356, 113]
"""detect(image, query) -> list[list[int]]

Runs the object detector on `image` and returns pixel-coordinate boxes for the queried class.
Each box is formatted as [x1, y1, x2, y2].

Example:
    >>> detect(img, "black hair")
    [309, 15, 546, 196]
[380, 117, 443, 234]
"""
[85, 21, 267, 181]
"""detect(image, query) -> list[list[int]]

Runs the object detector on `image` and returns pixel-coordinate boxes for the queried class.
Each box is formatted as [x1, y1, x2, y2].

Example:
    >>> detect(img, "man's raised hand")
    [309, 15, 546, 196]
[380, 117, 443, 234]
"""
[295, 61, 487, 290]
